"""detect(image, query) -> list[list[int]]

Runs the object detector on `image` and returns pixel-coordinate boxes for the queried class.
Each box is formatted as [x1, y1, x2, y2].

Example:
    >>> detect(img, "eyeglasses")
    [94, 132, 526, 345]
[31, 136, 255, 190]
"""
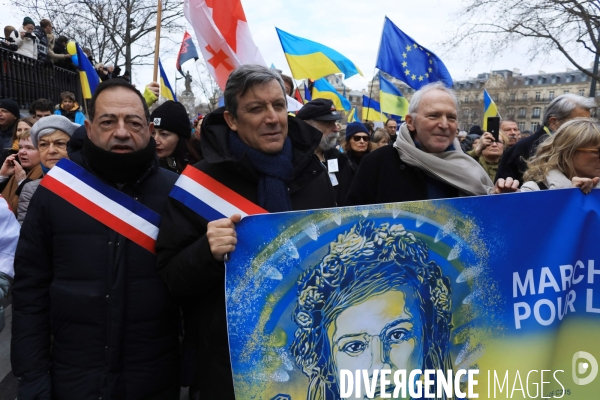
[577, 147, 600, 157]
[351, 135, 370, 142]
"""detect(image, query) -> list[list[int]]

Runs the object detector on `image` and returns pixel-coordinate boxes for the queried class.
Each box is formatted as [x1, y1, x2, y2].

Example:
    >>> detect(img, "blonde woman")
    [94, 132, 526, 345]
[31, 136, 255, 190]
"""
[521, 118, 600, 194]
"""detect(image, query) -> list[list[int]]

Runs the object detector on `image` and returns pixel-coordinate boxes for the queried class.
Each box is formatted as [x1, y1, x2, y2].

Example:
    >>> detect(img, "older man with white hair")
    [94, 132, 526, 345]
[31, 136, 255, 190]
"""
[496, 93, 597, 183]
[345, 82, 517, 206]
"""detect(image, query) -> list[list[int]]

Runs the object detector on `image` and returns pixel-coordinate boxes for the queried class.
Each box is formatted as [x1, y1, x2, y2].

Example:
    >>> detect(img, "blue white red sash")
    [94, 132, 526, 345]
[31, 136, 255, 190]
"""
[40, 159, 161, 254]
[170, 165, 268, 221]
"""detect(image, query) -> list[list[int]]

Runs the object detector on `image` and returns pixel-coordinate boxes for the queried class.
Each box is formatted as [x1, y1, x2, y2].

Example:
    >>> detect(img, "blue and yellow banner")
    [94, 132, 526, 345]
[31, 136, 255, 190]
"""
[276, 27, 362, 80]
[347, 107, 357, 123]
[226, 189, 600, 399]
[362, 95, 383, 122]
[379, 74, 409, 118]
[159, 58, 177, 102]
[483, 89, 499, 131]
[376, 16, 452, 90]
[311, 78, 351, 111]
[76, 43, 100, 99]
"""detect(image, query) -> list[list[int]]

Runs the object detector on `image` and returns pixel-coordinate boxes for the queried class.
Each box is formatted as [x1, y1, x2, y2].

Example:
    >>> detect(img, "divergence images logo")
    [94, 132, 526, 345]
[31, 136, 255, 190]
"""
[572, 351, 598, 385]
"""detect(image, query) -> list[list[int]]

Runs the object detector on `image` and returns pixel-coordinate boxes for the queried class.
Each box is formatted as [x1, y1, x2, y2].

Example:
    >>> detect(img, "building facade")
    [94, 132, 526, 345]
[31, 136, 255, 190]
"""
[453, 68, 594, 132]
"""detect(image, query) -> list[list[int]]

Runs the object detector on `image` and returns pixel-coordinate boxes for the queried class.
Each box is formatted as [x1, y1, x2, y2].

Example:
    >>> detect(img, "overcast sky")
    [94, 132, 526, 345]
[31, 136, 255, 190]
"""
[1, 0, 595, 97]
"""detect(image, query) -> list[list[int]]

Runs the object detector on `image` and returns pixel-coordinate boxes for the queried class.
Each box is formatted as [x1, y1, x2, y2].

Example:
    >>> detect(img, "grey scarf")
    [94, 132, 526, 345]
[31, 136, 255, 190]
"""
[393, 123, 494, 196]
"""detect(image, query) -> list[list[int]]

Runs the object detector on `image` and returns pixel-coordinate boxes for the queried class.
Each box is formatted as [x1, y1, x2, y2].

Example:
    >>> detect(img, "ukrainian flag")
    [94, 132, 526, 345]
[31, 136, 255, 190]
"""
[347, 108, 358, 123]
[312, 78, 351, 111]
[276, 28, 362, 80]
[362, 96, 383, 122]
[483, 89, 498, 131]
[76, 43, 100, 99]
[159, 58, 177, 102]
[379, 74, 409, 118]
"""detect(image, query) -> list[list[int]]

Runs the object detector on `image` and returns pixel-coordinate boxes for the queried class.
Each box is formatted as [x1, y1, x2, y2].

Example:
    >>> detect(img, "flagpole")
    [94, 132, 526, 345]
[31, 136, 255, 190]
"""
[152, 0, 163, 82]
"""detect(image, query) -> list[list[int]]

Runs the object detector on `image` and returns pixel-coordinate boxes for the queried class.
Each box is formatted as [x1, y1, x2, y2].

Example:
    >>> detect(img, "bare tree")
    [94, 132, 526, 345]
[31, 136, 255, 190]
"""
[16, 0, 183, 73]
[191, 61, 221, 113]
[446, 0, 600, 80]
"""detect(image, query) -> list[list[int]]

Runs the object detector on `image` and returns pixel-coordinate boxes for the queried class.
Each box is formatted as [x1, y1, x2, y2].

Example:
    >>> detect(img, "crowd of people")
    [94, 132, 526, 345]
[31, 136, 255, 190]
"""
[1, 16, 129, 81]
[0, 63, 599, 399]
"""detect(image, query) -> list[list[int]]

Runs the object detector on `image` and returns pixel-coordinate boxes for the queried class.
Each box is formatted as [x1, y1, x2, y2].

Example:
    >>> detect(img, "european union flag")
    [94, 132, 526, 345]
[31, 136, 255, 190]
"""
[376, 17, 452, 90]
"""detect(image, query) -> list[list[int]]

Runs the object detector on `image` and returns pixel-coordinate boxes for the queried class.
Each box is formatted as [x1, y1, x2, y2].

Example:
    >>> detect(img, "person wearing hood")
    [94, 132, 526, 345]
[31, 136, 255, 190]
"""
[14, 17, 38, 59]
[11, 79, 180, 399]
[0, 98, 20, 162]
[345, 82, 518, 206]
[16, 115, 79, 224]
[150, 100, 201, 174]
[54, 91, 86, 124]
[155, 64, 336, 399]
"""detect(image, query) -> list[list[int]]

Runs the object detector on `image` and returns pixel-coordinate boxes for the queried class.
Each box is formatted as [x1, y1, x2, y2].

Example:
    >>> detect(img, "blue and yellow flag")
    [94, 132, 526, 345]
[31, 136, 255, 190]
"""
[76, 43, 100, 99]
[376, 17, 452, 90]
[362, 95, 383, 122]
[312, 78, 351, 111]
[483, 89, 498, 131]
[379, 74, 409, 118]
[159, 58, 177, 102]
[275, 28, 362, 80]
[347, 108, 358, 123]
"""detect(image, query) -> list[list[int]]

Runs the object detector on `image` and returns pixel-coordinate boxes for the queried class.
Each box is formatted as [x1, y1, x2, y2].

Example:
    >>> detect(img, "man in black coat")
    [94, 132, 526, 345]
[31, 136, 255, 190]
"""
[495, 93, 597, 183]
[296, 98, 352, 206]
[11, 79, 181, 400]
[345, 82, 517, 206]
[155, 64, 336, 399]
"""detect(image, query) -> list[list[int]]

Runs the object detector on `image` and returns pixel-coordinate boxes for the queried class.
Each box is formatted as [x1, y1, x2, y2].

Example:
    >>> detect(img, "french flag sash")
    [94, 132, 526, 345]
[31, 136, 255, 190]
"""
[169, 165, 268, 221]
[40, 159, 161, 254]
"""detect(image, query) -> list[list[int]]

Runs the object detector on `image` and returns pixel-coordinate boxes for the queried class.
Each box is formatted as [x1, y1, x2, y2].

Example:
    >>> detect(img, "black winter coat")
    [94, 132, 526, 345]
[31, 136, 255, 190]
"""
[322, 148, 354, 206]
[33, 26, 49, 63]
[495, 125, 549, 183]
[345, 144, 458, 206]
[155, 107, 336, 398]
[11, 151, 181, 400]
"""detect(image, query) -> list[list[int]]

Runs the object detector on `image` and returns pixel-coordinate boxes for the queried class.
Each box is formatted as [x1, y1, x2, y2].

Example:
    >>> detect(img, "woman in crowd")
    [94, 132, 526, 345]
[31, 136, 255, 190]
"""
[17, 115, 78, 224]
[14, 17, 37, 59]
[0, 128, 42, 214]
[521, 118, 600, 193]
[467, 131, 508, 182]
[1, 26, 18, 51]
[54, 91, 86, 124]
[343, 122, 371, 176]
[149, 101, 201, 174]
[6, 117, 36, 156]
[371, 128, 390, 149]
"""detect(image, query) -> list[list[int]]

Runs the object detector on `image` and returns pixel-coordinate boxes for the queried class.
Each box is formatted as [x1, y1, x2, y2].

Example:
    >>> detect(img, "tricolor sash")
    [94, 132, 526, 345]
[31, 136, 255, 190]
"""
[170, 165, 268, 221]
[40, 159, 161, 254]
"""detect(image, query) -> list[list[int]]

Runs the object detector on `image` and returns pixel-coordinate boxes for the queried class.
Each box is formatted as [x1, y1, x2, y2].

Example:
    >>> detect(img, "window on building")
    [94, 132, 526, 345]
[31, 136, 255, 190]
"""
[579, 89, 585, 96]
[472, 110, 478, 119]
[531, 122, 540, 131]
[522, 93, 528, 100]
[507, 108, 515, 117]
[551, 76, 559, 84]
[510, 93, 516, 101]
[581, 75, 588, 82]
[518, 122, 526, 131]
[535, 92, 541, 101]
[549, 91, 555, 100]
[518, 108, 526, 117]
[493, 94, 499, 102]
[464, 95, 469, 103]
[532, 107, 541, 118]
[463, 109, 470, 118]
[474, 94, 479, 101]
[524, 79, 531, 85]
[537, 77, 545, 84]
[564, 90, 570, 94]
[566, 75, 574, 83]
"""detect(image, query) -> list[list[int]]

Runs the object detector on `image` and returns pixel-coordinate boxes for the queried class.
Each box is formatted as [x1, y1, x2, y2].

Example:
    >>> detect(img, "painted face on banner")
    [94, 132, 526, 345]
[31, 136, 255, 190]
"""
[328, 289, 423, 396]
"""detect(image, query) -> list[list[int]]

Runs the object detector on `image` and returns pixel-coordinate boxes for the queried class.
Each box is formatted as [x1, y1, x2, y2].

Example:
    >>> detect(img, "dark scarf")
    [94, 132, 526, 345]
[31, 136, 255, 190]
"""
[82, 135, 157, 184]
[228, 130, 294, 212]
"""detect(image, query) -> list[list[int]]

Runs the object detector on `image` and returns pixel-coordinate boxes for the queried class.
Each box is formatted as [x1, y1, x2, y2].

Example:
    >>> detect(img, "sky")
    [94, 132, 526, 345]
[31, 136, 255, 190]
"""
[1, 0, 595, 101]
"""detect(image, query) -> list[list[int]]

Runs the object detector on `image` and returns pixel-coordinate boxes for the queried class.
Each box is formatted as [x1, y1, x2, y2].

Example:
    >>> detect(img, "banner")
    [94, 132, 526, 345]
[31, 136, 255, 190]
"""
[226, 189, 600, 399]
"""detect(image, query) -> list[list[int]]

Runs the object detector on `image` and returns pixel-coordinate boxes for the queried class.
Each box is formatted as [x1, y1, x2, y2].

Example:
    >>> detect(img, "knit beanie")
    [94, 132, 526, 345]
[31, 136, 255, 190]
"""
[0, 98, 20, 119]
[150, 101, 191, 139]
[23, 17, 35, 26]
[345, 121, 370, 140]
[30, 115, 80, 149]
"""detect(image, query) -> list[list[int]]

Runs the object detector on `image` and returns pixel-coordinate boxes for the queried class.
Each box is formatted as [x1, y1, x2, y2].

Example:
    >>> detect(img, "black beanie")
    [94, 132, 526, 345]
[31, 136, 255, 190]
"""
[150, 101, 191, 139]
[0, 98, 20, 119]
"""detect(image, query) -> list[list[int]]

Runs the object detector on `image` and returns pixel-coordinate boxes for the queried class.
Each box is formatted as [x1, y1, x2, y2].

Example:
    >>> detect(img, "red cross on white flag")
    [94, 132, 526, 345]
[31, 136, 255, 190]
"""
[184, 0, 266, 90]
